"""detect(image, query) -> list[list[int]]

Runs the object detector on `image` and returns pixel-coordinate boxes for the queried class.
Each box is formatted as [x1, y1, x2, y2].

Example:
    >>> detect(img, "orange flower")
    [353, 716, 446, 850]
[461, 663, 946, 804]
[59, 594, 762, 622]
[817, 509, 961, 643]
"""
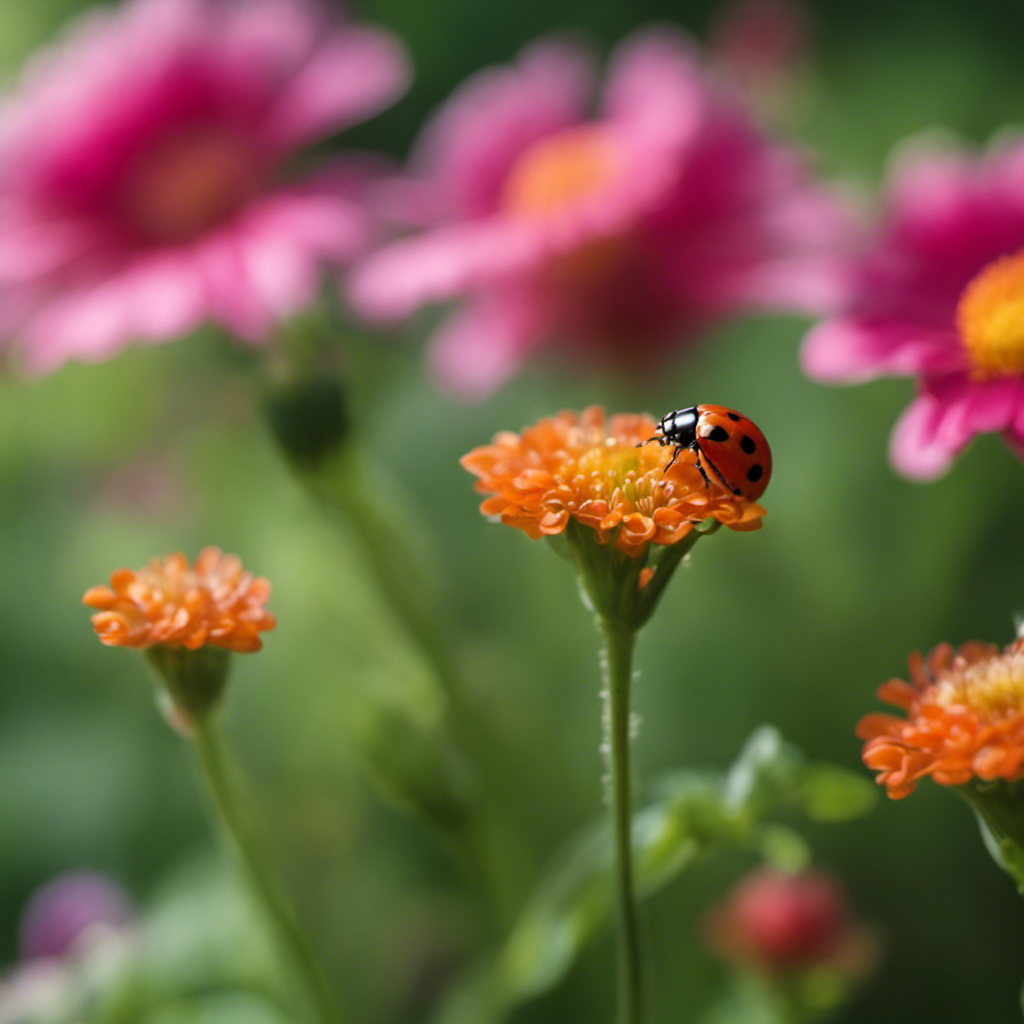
[460, 406, 766, 557]
[83, 548, 275, 654]
[857, 639, 1024, 799]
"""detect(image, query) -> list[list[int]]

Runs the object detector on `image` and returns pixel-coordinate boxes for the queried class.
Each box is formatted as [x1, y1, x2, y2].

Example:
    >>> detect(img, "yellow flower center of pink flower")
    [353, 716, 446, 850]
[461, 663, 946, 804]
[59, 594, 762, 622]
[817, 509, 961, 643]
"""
[502, 126, 621, 215]
[122, 126, 258, 242]
[956, 250, 1024, 378]
[929, 647, 1024, 722]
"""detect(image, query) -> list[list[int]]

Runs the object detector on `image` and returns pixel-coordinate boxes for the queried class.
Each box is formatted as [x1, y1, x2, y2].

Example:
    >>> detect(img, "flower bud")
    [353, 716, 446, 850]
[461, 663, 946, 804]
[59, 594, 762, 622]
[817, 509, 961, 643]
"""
[705, 868, 867, 974]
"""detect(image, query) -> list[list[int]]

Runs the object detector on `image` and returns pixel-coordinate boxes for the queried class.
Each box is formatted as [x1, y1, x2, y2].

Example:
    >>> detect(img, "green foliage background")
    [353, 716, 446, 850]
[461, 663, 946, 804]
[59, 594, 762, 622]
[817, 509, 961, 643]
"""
[3, 0, 1024, 1022]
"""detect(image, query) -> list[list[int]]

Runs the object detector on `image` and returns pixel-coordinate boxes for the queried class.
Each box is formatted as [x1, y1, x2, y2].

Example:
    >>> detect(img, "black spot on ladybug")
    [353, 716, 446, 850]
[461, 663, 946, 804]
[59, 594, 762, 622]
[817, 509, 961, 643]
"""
[747, 464, 764, 483]
[740, 435, 756, 454]
[733, 487, 742, 495]
[707, 425, 729, 442]
[727, 412, 741, 421]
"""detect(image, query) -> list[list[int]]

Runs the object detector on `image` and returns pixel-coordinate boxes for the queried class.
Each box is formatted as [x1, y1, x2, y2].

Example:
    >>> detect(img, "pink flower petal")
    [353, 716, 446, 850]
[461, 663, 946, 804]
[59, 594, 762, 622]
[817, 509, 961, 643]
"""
[348, 219, 543, 321]
[889, 390, 963, 481]
[192, 231, 274, 341]
[428, 294, 545, 400]
[889, 376, 1021, 480]
[122, 251, 207, 338]
[601, 28, 704, 144]
[259, 26, 410, 152]
[718, 255, 851, 315]
[22, 279, 137, 371]
[0, 213, 101, 283]
[802, 317, 964, 383]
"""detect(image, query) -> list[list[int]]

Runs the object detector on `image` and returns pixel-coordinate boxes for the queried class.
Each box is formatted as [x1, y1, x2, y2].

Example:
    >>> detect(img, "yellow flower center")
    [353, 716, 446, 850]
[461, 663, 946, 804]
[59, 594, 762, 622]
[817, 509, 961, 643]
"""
[122, 125, 258, 243]
[956, 250, 1024, 378]
[502, 126, 620, 215]
[931, 649, 1024, 721]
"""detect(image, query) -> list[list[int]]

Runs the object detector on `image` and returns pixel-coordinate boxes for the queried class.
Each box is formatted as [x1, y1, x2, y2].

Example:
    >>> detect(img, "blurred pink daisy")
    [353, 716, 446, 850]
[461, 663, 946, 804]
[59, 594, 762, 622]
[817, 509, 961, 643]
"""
[0, 0, 409, 373]
[348, 29, 853, 400]
[802, 134, 1024, 479]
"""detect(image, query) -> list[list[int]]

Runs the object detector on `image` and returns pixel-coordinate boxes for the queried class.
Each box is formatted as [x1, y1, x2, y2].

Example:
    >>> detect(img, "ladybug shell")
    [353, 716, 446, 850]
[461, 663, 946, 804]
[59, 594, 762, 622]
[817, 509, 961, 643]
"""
[693, 404, 772, 501]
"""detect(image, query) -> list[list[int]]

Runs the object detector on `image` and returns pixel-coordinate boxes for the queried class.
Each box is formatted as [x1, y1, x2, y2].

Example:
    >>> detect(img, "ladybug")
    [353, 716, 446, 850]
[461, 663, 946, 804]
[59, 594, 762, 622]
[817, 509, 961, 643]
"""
[637, 404, 772, 501]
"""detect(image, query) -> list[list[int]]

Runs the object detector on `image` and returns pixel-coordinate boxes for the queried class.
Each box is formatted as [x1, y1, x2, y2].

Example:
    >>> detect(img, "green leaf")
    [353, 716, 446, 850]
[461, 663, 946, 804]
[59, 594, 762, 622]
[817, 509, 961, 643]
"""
[799, 765, 878, 822]
[726, 727, 877, 824]
[755, 825, 812, 872]
[725, 726, 807, 817]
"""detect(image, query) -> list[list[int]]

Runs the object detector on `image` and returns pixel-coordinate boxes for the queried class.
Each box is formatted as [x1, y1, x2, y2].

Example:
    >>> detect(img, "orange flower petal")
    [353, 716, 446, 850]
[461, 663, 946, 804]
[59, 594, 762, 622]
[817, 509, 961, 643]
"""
[858, 639, 1024, 799]
[84, 549, 275, 653]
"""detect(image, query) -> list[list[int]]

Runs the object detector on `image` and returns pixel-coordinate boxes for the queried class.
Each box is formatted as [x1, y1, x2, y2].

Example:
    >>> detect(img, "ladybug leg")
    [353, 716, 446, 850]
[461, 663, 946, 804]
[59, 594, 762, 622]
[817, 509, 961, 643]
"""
[695, 448, 740, 495]
[636, 432, 668, 450]
[664, 443, 686, 472]
[691, 445, 713, 489]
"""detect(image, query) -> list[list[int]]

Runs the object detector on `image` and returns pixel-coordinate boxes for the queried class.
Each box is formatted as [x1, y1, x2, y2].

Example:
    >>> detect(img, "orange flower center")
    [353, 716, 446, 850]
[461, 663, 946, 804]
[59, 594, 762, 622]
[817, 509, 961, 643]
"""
[956, 250, 1024, 378]
[502, 125, 621, 215]
[929, 647, 1024, 721]
[573, 442, 685, 519]
[122, 125, 258, 242]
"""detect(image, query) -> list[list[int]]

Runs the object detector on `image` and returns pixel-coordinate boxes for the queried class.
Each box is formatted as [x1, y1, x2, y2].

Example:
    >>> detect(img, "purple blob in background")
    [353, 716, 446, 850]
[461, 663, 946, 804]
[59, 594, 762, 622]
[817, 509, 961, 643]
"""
[18, 871, 133, 961]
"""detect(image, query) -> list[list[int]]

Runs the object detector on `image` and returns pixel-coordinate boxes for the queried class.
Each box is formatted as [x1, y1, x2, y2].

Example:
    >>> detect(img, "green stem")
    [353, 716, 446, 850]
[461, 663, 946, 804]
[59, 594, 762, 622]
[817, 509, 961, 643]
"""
[190, 715, 343, 1024]
[295, 446, 511, 922]
[600, 620, 645, 1024]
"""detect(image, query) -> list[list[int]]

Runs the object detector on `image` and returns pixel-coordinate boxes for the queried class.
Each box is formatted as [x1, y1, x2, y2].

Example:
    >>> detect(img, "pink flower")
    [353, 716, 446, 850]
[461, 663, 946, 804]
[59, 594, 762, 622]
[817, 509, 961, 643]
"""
[0, 0, 409, 373]
[348, 29, 852, 400]
[802, 135, 1024, 479]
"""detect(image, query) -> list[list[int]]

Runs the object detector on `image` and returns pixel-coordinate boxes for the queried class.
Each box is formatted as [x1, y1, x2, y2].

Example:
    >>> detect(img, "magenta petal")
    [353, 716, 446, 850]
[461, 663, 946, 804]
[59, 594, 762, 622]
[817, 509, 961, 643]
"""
[122, 252, 207, 338]
[409, 38, 594, 219]
[601, 28, 703, 140]
[252, 185, 371, 260]
[259, 26, 410, 152]
[721, 256, 852, 316]
[884, 139, 978, 226]
[801, 317, 965, 383]
[237, 188, 371, 317]
[348, 219, 540, 321]
[0, 215, 100, 284]
[22, 280, 136, 372]
[888, 376, 1021, 480]
[192, 232, 274, 341]
[956, 376, 1024, 434]
[889, 390, 963, 480]
[428, 295, 545, 400]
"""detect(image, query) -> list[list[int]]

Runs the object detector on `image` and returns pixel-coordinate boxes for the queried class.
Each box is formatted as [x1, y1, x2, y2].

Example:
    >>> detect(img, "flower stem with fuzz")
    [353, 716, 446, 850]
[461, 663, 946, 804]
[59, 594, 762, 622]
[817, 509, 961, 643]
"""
[190, 713, 343, 1024]
[601, 618, 644, 1024]
[563, 520, 722, 1024]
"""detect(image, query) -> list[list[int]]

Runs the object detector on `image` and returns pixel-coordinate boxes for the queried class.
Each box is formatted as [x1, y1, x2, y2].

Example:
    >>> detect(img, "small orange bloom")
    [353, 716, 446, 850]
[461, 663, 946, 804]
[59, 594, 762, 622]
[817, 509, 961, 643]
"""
[857, 639, 1024, 799]
[460, 406, 766, 557]
[83, 547, 276, 654]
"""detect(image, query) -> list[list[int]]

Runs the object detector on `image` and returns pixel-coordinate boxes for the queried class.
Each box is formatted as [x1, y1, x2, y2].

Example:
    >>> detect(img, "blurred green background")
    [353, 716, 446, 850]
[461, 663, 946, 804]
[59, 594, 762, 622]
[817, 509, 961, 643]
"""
[3, 0, 1024, 1022]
